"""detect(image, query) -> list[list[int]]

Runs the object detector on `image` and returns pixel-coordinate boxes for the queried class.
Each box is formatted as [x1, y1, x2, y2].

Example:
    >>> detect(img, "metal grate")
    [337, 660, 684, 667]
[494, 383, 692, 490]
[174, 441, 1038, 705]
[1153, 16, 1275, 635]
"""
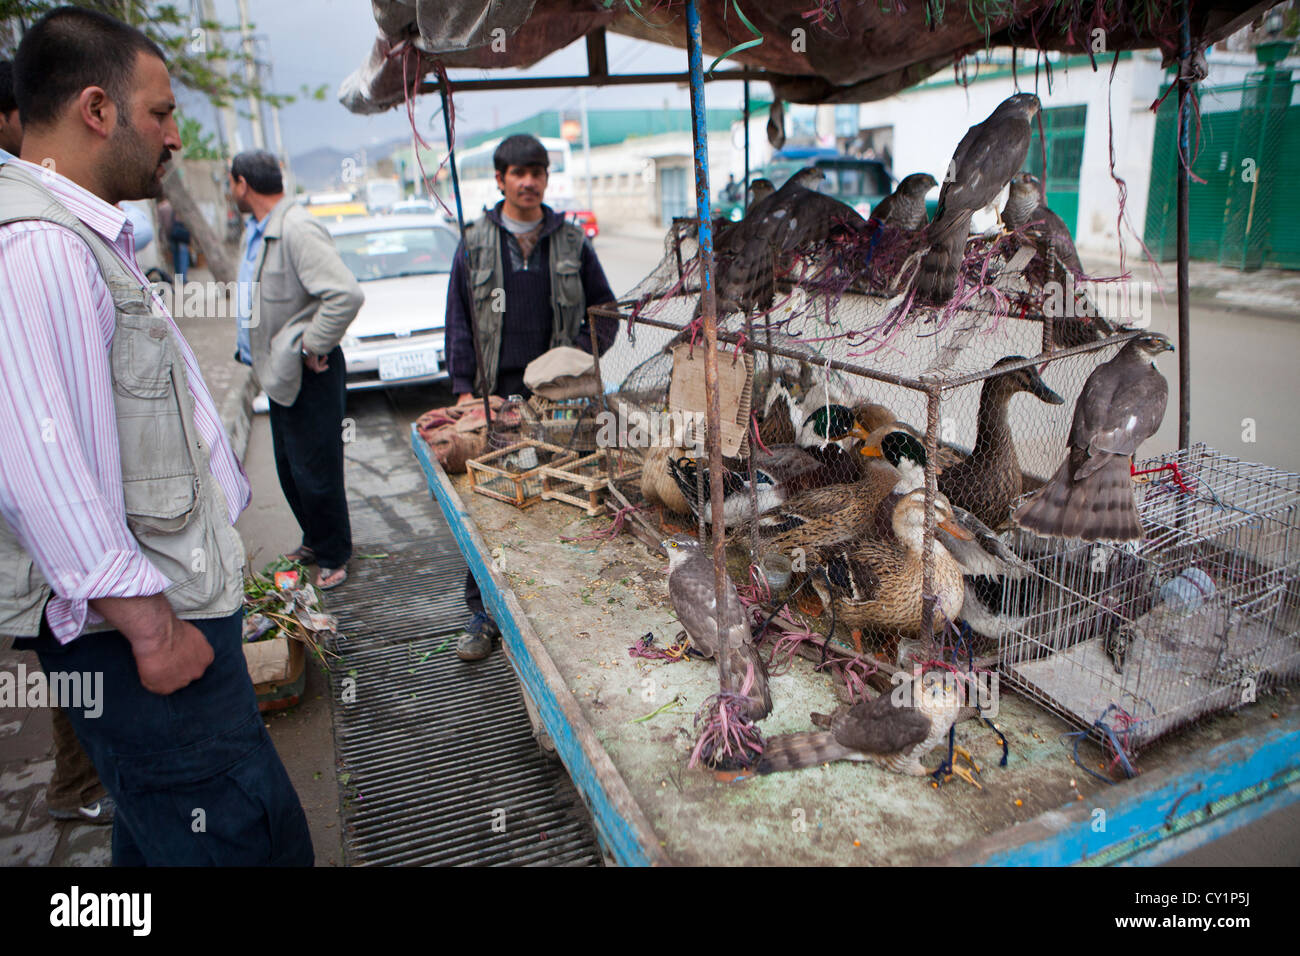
[328, 627, 600, 866]
[322, 397, 602, 866]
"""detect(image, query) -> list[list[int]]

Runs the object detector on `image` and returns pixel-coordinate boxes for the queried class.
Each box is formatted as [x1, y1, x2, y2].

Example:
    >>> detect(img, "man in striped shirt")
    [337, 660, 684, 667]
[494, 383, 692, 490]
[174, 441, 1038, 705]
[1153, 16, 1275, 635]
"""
[0, 6, 310, 865]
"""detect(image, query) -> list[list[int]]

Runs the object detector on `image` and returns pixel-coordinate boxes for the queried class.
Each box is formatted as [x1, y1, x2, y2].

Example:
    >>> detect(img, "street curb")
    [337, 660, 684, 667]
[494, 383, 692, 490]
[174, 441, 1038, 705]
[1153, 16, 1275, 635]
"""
[220, 364, 259, 463]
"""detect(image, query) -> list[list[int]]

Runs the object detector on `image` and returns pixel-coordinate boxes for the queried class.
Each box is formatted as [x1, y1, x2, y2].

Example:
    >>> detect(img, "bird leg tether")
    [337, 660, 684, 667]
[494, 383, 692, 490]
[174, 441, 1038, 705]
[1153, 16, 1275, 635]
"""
[1130, 461, 1194, 495]
[688, 659, 765, 771]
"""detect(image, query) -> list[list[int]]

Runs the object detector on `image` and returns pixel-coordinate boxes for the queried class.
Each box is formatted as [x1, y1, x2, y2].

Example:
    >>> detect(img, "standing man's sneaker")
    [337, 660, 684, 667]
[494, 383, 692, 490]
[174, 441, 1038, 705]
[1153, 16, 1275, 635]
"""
[456, 611, 499, 661]
[50, 796, 116, 826]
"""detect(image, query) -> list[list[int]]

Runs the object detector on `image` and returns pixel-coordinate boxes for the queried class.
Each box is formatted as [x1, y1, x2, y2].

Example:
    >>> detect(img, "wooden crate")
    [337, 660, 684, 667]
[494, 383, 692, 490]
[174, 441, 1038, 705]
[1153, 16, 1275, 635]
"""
[527, 396, 601, 452]
[539, 449, 643, 516]
[466, 439, 577, 508]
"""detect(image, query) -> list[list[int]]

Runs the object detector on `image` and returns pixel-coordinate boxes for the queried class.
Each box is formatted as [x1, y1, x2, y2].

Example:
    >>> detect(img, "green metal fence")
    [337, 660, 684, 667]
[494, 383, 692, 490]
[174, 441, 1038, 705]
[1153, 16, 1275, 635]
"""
[1145, 69, 1300, 270]
[1025, 103, 1087, 236]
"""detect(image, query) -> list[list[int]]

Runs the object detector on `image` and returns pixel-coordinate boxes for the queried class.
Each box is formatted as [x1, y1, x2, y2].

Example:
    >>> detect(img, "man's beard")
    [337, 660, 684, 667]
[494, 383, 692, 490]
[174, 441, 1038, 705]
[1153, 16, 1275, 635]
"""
[104, 118, 170, 202]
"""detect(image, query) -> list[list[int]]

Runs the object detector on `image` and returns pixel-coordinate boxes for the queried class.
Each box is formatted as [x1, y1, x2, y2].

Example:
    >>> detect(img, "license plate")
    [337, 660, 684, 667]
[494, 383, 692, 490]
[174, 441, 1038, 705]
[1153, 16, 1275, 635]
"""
[378, 348, 440, 381]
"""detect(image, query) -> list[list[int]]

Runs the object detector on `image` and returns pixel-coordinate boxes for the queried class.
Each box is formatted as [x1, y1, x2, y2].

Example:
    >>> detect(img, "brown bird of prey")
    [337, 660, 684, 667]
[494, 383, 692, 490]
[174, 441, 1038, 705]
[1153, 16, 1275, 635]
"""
[1002, 173, 1115, 347]
[871, 172, 938, 231]
[662, 535, 772, 721]
[747, 177, 775, 208]
[1014, 332, 1174, 541]
[915, 93, 1041, 305]
[714, 166, 869, 313]
[759, 671, 977, 784]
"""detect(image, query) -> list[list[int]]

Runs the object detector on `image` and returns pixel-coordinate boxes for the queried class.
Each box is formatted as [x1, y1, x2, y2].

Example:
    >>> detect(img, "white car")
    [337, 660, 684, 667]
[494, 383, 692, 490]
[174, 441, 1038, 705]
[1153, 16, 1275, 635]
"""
[327, 215, 459, 390]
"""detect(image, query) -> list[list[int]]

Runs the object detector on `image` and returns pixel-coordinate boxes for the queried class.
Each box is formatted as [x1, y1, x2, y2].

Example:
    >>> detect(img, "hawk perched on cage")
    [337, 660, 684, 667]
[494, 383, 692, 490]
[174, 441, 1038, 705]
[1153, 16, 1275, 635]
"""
[662, 535, 772, 721]
[915, 93, 1041, 305]
[747, 177, 775, 207]
[1014, 332, 1174, 541]
[871, 172, 938, 231]
[1002, 173, 1115, 347]
[759, 671, 975, 783]
[714, 166, 870, 313]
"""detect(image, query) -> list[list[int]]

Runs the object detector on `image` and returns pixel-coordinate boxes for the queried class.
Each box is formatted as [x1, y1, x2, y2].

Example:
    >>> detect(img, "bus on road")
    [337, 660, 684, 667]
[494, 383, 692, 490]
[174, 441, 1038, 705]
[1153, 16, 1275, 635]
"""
[443, 135, 576, 216]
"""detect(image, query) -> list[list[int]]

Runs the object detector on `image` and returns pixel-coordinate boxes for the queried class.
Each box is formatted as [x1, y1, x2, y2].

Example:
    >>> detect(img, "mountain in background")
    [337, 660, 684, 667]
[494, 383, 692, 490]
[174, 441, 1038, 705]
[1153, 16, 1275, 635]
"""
[290, 137, 417, 193]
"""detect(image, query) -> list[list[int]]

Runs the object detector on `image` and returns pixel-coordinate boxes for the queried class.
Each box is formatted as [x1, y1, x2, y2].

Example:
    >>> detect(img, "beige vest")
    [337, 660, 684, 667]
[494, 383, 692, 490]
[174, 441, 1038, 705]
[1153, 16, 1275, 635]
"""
[0, 164, 245, 637]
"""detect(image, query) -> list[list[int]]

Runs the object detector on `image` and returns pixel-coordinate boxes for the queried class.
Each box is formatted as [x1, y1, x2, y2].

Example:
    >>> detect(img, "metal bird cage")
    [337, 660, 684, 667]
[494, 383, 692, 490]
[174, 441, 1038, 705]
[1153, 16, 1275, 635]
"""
[586, 215, 1144, 661]
[997, 444, 1300, 761]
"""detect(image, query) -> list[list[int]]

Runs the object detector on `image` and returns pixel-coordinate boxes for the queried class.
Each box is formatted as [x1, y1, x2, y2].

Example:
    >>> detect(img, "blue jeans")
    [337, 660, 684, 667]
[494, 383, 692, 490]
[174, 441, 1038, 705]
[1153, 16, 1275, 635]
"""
[170, 240, 190, 284]
[19, 610, 313, 866]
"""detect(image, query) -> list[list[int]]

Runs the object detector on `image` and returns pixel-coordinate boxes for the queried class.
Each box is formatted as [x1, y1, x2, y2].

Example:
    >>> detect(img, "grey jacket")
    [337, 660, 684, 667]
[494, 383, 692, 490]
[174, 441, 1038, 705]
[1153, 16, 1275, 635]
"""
[248, 198, 364, 406]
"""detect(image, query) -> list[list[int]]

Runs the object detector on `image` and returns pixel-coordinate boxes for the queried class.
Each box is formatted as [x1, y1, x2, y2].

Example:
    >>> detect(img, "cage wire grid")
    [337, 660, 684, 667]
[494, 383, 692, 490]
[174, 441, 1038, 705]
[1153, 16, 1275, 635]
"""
[998, 444, 1300, 759]
[583, 215, 1144, 664]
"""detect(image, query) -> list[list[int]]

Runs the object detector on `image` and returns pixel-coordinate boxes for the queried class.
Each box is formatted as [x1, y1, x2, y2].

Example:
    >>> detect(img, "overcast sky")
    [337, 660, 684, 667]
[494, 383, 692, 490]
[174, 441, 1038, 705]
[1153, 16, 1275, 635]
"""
[192, 0, 755, 159]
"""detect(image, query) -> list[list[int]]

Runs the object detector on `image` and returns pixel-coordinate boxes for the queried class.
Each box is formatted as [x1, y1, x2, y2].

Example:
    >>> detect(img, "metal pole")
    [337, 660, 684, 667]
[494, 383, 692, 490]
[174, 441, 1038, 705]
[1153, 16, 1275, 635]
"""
[439, 85, 492, 430]
[200, 0, 242, 155]
[580, 87, 594, 213]
[1176, 4, 1192, 450]
[743, 79, 751, 199]
[236, 0, 266, 150]
[684, 0, 733, 694]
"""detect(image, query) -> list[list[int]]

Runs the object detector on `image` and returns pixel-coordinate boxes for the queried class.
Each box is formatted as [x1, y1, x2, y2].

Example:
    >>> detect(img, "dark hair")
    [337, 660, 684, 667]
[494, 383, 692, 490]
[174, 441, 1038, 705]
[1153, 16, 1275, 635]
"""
[493, 134, 549, 175]
[0, 61, 15, 114]
[13, 6, 166, 130]
[230, 150, 283, 195]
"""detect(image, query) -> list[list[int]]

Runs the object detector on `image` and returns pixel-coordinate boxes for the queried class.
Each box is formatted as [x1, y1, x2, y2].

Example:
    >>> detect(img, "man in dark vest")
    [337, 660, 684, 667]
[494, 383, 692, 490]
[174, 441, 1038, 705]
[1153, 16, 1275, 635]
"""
[444, 133, 617, 661]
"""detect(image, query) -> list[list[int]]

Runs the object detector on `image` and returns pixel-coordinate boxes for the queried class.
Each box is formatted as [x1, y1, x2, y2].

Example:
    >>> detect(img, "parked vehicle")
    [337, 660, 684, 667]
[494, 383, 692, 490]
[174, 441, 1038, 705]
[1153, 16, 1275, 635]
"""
[565, 209, 599, 239]
[717, 151, 897, 222]
[327, 215, 459, 390]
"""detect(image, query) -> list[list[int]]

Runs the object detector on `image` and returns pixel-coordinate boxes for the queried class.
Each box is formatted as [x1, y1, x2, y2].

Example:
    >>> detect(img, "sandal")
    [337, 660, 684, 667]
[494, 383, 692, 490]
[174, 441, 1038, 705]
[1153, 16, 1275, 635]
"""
[285, 545, 317, 564]
[316, 567, 348, 590]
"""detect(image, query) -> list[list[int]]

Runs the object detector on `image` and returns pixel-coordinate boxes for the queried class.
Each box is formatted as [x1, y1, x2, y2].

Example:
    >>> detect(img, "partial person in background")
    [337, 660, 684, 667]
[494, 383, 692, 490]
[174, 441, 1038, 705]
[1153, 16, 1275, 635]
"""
[158, 198, 189, 282]
[0, 60, 20, 158]
[228, 148, 364, 591]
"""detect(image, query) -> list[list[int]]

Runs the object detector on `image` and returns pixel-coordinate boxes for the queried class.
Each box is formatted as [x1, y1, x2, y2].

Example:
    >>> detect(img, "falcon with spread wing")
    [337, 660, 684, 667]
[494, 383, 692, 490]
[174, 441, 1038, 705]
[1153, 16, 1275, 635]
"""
[871, 172, 937, 231]
[714, 166, 870, 313]
[1002, 173, 1115, 346]
[663, 535, 772, 721]
[759, 671, 974, 783]
[1014, 333, 1174, 541]
[915, 93, 1040, 304]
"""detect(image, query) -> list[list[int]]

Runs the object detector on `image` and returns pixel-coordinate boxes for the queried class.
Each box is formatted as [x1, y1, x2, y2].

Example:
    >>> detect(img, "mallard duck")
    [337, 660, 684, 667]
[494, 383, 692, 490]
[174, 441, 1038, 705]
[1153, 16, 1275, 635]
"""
[862, 430, 1032, 638]
[757, 377, 799, 447]
[640, 445, 692, 517]
[810, 489, 970, 657]
[937, 356, 1063, 529]
[668, 456, 787, 528]
[757, 431, 927, 558]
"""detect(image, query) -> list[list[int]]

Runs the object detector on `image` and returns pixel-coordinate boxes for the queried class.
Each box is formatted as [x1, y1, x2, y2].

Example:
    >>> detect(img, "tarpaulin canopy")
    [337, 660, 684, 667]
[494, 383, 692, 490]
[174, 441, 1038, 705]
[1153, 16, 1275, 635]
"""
[339, 0, 1274, 114]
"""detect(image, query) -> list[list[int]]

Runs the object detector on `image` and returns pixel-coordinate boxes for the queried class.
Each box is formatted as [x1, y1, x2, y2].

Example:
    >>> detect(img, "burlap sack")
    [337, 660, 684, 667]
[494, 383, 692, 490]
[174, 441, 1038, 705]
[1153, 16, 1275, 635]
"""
[524, 346, 598, 400]
[416, 396, 507, 473]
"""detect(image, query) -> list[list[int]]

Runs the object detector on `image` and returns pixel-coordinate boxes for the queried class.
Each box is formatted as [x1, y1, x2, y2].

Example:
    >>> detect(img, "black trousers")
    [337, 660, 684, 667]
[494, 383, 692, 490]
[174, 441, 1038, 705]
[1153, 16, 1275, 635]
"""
[462, 370, 530, 618]
[269, 346, 352, 569]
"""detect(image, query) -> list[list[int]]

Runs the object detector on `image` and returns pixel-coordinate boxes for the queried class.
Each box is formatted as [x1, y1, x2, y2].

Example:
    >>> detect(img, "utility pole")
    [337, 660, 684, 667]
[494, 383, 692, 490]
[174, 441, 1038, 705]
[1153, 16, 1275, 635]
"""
[579, 87, 593, 212]
[237, 0, 267, 150]
[199, 0, 241, 155]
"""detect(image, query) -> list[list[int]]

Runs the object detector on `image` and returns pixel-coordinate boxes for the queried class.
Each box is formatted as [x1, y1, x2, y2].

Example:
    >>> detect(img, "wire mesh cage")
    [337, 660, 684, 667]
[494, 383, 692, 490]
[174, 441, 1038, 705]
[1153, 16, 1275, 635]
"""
[587, 214, 1141, 662]
[998, 444, 1300, 759]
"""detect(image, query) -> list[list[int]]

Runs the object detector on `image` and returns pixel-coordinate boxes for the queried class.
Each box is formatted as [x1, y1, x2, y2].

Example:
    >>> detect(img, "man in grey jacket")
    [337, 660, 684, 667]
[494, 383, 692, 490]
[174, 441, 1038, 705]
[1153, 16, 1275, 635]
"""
[230, 150, 363, 589]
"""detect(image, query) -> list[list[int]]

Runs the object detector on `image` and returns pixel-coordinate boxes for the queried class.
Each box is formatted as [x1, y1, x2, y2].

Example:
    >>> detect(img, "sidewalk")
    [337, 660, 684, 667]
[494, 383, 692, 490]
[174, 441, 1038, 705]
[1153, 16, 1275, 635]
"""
[1086, 250, 1300, 318]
